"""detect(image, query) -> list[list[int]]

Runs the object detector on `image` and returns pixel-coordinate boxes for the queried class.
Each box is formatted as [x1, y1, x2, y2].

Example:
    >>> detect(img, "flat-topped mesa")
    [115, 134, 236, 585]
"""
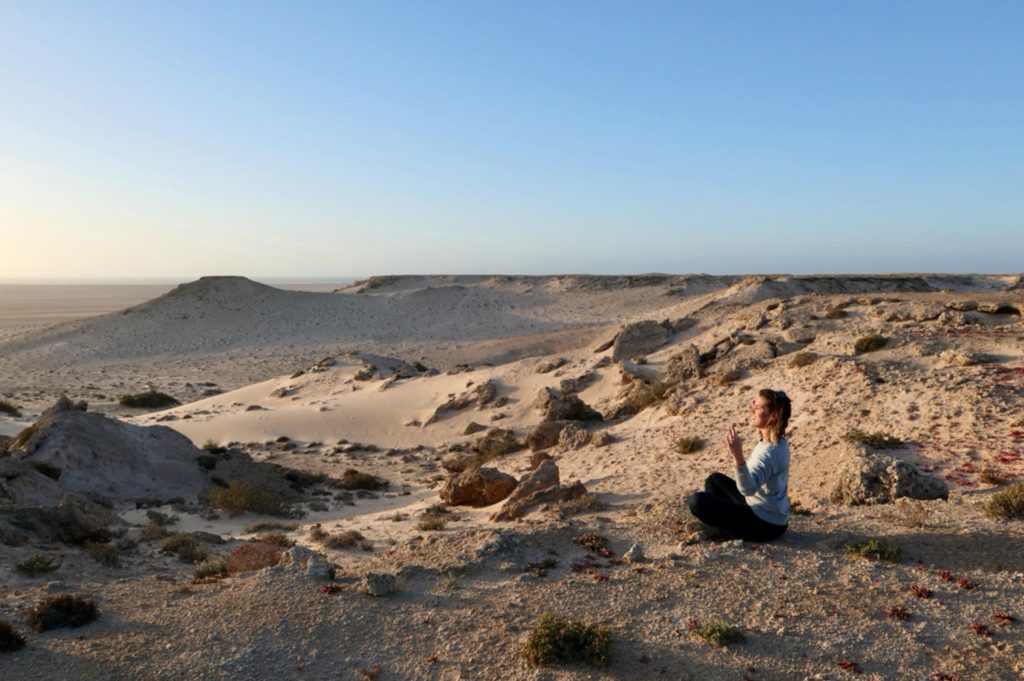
[140, 276, 284, 307]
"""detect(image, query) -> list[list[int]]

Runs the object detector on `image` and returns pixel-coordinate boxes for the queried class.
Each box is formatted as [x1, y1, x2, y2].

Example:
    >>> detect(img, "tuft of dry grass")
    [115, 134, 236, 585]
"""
[159, 533, 210, 563]
[84, 541, 120, 567]
[675, 436, 705, 454]
[15, 553, 60, 576]
[0, 399, 21, 418]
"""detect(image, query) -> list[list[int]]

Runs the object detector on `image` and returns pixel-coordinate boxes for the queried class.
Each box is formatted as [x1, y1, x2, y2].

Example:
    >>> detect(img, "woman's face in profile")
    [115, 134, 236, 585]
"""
[749, 395, 771, 429]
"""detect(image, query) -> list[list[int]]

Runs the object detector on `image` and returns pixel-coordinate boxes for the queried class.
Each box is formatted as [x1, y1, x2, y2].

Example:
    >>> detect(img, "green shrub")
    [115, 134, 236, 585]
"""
[844, 538, 902, 563]
[675, 436, 705, 454]
[26, 594, 99, 632]
[788, 351, 818, 368]
[209, 480, 290, 516]
[844, 430, 904, 449]
[159, 533, 210, 563]
[15, 553, 59, 576]
[521, 613, 611, 668]
[0, 399, 21, 418]
[0, 620, 26, 653]
[691, 620, 746, 647]
[118, 391, 180, 409]
[854, 334, 887, 354]
[331, 469, 387, 491]
[194, 557, 228, 579]
[984, 483, 1024, 519]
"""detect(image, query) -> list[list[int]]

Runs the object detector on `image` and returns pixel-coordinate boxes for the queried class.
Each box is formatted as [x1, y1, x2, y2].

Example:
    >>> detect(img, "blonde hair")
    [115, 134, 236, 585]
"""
[759, 389, 791, 443]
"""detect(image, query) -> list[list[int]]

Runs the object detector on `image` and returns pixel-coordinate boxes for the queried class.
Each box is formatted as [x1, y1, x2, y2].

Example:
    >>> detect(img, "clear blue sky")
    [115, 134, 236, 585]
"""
[2, 1, 1022, 278]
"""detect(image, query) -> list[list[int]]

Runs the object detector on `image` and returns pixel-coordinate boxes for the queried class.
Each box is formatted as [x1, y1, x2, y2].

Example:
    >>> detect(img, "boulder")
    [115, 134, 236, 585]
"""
[830, 450, 949, 505]
[611, 320, 670, 362]
[8, 493, 125, 545]
[0, 458, 64, 506]
[526, 420, 575, 452]
[543, 393, 602, 423]
[491, 459, 588, 521]
[361, 572, 397, 597]
[439, 467, 517, 507]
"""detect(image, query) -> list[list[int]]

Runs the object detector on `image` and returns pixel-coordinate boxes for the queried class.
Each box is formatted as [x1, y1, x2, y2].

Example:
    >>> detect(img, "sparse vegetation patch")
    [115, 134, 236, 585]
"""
[159, 533, 210, 563]
[118, 391, 180, 409]
[691, 620, 746, 647]
[332, 469, 387, 491]
[520, 612, 611, 668]
[844, 538, 902, 563]
[845, 430, 904, 449]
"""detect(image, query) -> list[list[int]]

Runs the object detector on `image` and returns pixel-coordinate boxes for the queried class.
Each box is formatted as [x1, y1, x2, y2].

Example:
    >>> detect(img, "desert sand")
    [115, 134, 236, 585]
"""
[1, 274, 1023, 680]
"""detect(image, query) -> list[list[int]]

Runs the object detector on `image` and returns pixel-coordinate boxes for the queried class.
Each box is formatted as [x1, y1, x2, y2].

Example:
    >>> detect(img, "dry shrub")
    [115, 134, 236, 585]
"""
[854, 334, 887, 354]
[824, 306, 848, 319]
[244, 521, 299, 533]
[415, 513, 448, 531]
[209, 480, 290, 516]
[224, 540, 282, 573]
[159, 533, 210, 563]
[616, 380, 672, 417]
[573, 533, 608, 553]
[556, 491, 606, 517]
[332, 469, 387, 491]
[984, 483, 1024, 519]
[194, 557, 228, 579]
[521, 613, 611, 668]
[322, 530, 366, 549]
[788, 351, 818, 368]
[845, 430, 904, 449]
[0, 620, 26, 653]
[84, 541, 120, 567]
[0, 400, 21, 418]
[26, 594, 99, 632]
[141, 522, 169, 540]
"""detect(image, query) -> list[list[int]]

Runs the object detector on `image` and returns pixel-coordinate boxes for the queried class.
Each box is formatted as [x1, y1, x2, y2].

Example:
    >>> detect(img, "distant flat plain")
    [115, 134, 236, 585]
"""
[0, 281, 351, 329]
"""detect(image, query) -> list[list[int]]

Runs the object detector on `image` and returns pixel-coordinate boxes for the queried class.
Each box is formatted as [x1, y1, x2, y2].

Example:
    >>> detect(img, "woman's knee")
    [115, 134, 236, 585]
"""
[704, 472, 731, 492]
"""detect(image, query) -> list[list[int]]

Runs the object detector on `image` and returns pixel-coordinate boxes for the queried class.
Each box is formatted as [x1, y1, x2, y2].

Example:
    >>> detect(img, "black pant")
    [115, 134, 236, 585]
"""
[685, 472, 787, 542]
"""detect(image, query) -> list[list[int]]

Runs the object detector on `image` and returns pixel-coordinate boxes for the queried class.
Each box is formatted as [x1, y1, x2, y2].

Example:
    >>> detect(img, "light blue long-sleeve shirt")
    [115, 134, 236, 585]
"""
[735, 439, 790, 526]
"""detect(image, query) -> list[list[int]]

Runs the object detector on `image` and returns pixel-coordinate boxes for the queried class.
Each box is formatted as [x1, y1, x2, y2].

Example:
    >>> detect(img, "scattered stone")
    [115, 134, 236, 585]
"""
[536, 358, 567, 374]
[361, 572, 397, 597]
[623, 544, 645, 563]
[439, 467, 517, 507]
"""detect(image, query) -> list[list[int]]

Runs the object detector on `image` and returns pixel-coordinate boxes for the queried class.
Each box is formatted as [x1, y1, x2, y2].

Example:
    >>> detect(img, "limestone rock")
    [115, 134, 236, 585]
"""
[276, 546, 334, 580]
[611, 320, 670, 362]
[830, 450, 949, 505]
[361, 572, 397, 597]
[439, 467, 517, 507]
[624, 544, 645, 563]
[665, 344, 704, 384]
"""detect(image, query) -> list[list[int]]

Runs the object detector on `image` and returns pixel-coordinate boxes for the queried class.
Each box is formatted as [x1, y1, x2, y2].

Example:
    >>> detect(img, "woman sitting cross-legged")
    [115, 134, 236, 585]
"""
[685, 389, 792, 543]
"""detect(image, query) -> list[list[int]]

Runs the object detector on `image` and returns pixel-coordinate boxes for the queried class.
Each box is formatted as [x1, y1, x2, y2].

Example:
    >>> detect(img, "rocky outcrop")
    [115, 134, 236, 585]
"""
[425, 380, 500, 425]
[536, 390, 602, 423]
[829, 447, 949, 505]
[5, 494, 126, 545]
[272, 546, 334, 580]
[439, 467, 517, 507]
[611, 321, 670, 362]
[491, 459, 587, 521]
[5, 396, 208, 503]
[665, 344, 704, 384]
[557, 422, 591, 450]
